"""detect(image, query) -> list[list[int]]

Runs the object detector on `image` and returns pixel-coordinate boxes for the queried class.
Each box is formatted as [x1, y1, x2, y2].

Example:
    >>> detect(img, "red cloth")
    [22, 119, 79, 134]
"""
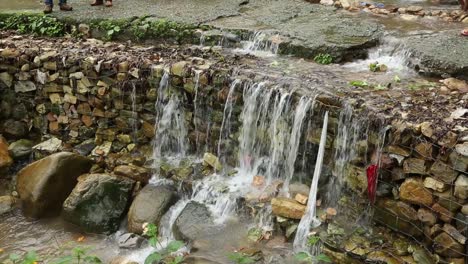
[366, 164, 378, 204]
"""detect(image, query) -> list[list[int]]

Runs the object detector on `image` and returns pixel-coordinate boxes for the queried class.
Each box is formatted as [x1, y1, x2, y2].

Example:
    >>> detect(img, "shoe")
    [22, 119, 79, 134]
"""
[59, 3, 73, 11]
[43, 5, 53, 14]
[91, 0, 104, 6]
[105, 0, 112, 7]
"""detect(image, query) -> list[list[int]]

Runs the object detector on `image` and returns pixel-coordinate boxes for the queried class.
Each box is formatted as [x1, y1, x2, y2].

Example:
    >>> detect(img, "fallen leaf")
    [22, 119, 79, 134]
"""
[77, 236, 85, 242]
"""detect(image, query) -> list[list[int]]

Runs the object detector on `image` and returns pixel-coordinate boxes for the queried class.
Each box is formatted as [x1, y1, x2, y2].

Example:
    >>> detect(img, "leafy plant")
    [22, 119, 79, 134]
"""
[369, 62, 388, 72]
[227, 252, 255, 264]
[143, 223, 186, 264]
[349, 80, 368, 87]
[52, 246, 102, 264]
[294, 252, 331, 263]
[1, 14, 67, 37]
[313, 53, 333, 65]
[8, 251, 38, 264]
[307, 235, 321, 246]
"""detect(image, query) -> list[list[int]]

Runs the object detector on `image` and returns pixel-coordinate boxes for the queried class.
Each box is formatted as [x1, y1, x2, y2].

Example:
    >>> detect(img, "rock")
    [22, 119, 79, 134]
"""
[423, 177, 447, 192]
[432, 203, 454, 223]
[344, 164, 367, 193]
[420, 122, 433, 138]
[434, 232, 464, 258]
[455, 142, 468, 157]
[0, 196, 15, 215]
[127, 185, 178, 234]
[442, 224, 466, 245]
[2, 120, 28, 139]
[142, 121, 155, 138]
[449, 149, 468, 172]
[173, 201, 214, 241]
[403, 158, 426, 174]
[438, 131, 458, 148]
[171, 61, 189, 77]
[63, 173, 134, 233]
[429, 160, 458, 184]
[320, 0, 334, 5]
[386, 145, 411, 157]
[203, 152, 222, 171]
[374, 199, 422, 237]
[0, 136, 13, 171]
[16, 152, 93, 217]
[454, 175, 468, 199]
[73, 139, 96, 156]
[288, 183, 310, 197]
[32, 137, 62, 154]
[441, 78, 468, 92]
[14, 81, 36, 93]
[8, 139, 34, 159]
[114, 165, 151, 183]
[271, 197, 306, 219]
[462, 204, 468, 215]
[295, 193, 308, 205]
[407, 5, 423, 13]
[399, 178, 433, 207]
[118, 233, 144, 249]
[417, 208, 437, 226]
[0, 72, 13, 87]
[252, 175, 265, 188]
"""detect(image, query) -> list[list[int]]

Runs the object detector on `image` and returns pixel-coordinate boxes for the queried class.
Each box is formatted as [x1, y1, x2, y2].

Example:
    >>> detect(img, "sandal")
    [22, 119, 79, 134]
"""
[105, 0, 112, 7]
[90, 0, 103, 6]
[462, 29, 468, 36]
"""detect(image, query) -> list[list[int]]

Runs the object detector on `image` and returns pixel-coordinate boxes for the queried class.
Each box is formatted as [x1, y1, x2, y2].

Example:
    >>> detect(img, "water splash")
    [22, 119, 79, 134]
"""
[193, 70, 201, 153]
[236, 31, 280, 57]
[293, 111, 329, 253]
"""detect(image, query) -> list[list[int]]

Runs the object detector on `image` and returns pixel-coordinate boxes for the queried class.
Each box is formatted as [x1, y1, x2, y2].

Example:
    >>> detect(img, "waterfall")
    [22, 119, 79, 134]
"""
[283, 96, 313, 193]
[237, 31, 280, 57]
[193, 70, 201, 153]
[217, 79, 240, 166]
[130, 83, 139, 143]
[293, 111, 328, 253]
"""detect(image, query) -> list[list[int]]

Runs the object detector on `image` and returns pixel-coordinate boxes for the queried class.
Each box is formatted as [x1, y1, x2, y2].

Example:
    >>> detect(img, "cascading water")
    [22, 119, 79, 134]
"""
[293, 111, 329, 253]
[193, 70, 201, 153]
[236, 31, 280, 57]
[344, 36, 413, 75]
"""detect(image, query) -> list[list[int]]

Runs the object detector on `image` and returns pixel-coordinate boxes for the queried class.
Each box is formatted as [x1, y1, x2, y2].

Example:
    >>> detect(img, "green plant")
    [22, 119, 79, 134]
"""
[1, 14, 67, 37]
[307, 235, 320, 246]
[313, 53, 333, 65]
[369, 62, 387, 72]
[294, 252, 332, 263]
[349, 80, 368, 88]
[227, 252, 255, 264]
[8, 251, 38, 264]
[52, 247, 102, 264]
[143, 223, 186, 264]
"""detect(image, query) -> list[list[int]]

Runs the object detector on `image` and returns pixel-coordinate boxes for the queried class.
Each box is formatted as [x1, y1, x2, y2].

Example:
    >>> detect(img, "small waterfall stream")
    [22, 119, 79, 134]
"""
[236, 31, 280, 57]
[293, 111, 329, 253]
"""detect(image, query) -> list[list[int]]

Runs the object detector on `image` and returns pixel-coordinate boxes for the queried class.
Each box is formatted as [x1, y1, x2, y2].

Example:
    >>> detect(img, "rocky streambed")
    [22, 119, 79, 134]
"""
[0, 26, 467, 264]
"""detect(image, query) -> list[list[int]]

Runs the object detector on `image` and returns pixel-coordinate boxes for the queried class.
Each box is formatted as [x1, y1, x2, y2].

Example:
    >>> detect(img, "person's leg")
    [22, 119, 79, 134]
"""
[58, 0, 73, 11]
[105, 0, 112, 7]
[91, 0, 104, 6]
[44, 0, 53, 13]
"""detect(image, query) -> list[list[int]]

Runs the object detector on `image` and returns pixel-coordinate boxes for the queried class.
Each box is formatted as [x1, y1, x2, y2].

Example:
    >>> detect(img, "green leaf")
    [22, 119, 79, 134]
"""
[149, 237, 158, 247]
[307, 235, 320, 246]
[374, 84, 386, 90]
[394, 75, 401, 83]
[107, 29, 114, 36]
[167, 240, 184, 253]
[144, 252, 162, 264]
[52, 256, 73, 264]
[114, 26, 121, 32]
[9, 253, 21, 262]
[83, 255, 103, 263]
[315, 253, 332, 263]
[349, 80, 368, 87]
[22, 251, 37, 264]
[294, 252, 311, 261]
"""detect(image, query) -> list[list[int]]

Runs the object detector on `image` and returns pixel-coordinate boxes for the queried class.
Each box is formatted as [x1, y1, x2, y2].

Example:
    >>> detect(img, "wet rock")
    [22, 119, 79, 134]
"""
[127, 185, 178, 234]
[173, 201, 214, 241]
[171, 61, 189, 77]
[406, 5, 423, 13]
[434, 232, 464, 258]
[344, 164, 367, 193]
[203, 152, 222, 171]
[454, 175, 468, 199]
[0, 136, 13, 172]
[387, 145, 411, 157]
[114, 165, 151, 183]
[0, 195, 16, 215]
[8, 139, 34, 159]
[118, 233, 144, 249]
[73, 139, 96, 156]
[423, 177, 447, 192]
[288, 183, 310, 197]
[403, 158, 426, 174]
[430, 160, 458, 183]
[399, 178, 433, 207]
[32, 137, 62, 154]
[2, 120, 27, 139]
[271, 197, 306, 220]
[0, 72, 13, 87]
[367, 250, 400, 264]
[63, 173, 134, 233]
[294, 193, 308, 205]
[449, 149, 468, 173]
[16, 152, 92, 217]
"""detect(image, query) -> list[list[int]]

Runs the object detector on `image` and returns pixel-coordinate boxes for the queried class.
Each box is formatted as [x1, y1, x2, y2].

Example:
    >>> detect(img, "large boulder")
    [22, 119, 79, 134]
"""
[16, 152, 92, 217]
[63, 173, 134, 233]
[0, 136, 13, 173]
[127, 185, 178, 234]
[173, 201, 214, 241]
